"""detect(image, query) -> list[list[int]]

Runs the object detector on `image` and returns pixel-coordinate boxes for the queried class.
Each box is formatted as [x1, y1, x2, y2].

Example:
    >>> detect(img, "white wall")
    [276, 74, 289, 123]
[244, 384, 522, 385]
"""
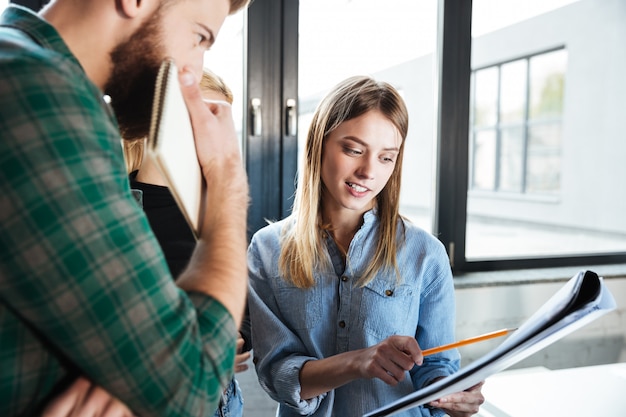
[454, 268, 626, 369]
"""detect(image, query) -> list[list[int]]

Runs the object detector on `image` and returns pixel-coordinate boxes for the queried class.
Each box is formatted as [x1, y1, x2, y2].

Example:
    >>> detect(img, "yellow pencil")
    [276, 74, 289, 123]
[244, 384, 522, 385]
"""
[422, 328, 518, 356]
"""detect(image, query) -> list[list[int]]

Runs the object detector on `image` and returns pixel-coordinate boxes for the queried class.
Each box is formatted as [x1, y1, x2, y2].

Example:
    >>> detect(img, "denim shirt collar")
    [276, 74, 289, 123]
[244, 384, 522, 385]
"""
[325, 208, 379, 277]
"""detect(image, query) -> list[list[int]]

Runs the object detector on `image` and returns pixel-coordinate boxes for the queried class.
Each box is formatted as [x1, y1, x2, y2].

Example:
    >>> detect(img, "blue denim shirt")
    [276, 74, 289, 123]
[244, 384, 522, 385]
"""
[248, 210, 460, 417]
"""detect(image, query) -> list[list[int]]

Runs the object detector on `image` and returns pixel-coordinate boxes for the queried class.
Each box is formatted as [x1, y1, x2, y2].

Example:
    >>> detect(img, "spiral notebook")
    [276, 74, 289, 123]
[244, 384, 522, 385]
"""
[146, 59, 204, 238]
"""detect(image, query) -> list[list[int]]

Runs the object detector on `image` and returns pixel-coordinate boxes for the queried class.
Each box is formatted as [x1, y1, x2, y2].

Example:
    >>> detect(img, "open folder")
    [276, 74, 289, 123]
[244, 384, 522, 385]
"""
[146, 59, 204, 238]
[363, 270, 616, 417]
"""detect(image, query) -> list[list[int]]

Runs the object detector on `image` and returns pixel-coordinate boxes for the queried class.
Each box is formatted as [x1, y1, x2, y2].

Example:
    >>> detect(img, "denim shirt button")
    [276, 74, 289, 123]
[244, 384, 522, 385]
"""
[338, 320, 346, 328]
[385, 289, 393, 296]
[341, 276, 348, 282]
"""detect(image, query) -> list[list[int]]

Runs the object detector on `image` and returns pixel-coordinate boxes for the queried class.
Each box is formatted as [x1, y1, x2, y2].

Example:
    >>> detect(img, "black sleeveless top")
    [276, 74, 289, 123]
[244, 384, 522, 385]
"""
[129, 171, 195, 278]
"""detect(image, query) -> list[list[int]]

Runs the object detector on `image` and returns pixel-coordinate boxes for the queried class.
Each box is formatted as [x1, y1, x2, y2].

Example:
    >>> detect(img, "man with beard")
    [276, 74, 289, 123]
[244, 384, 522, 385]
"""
[0, 0, 250, 416]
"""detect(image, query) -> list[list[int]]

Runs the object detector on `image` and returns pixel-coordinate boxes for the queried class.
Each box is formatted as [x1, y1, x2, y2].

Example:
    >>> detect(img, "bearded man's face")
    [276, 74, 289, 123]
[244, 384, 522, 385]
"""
[105, 10, 165, 141]
[104, 0, 230, 140]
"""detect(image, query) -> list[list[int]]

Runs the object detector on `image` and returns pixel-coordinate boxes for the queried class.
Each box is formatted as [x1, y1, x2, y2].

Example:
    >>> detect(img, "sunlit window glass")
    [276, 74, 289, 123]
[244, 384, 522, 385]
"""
[474, 67, 499, 128]
[529, 50, 567, 120]
[472, 130, 497, 190]
[526, 124, 561, 194]
[203, 10, 246, 150]
[298, 0, 438, 233]
[500, 60, 527, 124]
[467, 0, 626, 259]
[499, 127, 524, 192]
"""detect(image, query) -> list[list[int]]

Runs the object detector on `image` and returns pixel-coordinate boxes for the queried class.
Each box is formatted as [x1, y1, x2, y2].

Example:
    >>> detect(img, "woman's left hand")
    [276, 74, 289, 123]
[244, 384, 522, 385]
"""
[234, 336, 251, 373]
[427, 381, 485, 417]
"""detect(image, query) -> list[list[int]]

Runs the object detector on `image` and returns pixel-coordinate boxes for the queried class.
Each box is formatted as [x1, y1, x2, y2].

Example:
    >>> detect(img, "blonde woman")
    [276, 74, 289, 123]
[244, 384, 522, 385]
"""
[122, 69, 249, 417]
[247, 76, 484, 417]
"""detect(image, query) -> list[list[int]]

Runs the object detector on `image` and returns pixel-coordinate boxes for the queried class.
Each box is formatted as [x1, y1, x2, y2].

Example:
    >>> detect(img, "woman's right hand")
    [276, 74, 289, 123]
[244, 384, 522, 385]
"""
[300, 335, 424, 400]
[355, 335, 424, 385]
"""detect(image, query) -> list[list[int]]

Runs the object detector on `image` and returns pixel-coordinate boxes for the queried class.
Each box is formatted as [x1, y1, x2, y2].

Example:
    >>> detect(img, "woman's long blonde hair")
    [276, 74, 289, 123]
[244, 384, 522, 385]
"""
[279, 75, 409, 288]
[122, 68, 234, 173]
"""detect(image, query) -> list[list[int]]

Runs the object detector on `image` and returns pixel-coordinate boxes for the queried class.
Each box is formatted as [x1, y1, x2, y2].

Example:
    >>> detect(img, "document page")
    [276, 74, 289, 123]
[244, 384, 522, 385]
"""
[363, 270, 616, 417]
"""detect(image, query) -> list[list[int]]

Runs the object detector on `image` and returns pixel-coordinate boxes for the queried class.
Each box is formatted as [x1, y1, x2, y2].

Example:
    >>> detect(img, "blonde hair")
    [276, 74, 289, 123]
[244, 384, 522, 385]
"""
[122, 68, 233, 173]
[279, 75, 409, 288]
[228, 0, 252, 14]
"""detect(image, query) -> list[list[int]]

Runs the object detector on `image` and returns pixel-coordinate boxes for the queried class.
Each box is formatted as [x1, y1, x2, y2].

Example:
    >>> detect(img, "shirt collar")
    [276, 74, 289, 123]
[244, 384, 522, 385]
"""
[1, 5, 84, 73]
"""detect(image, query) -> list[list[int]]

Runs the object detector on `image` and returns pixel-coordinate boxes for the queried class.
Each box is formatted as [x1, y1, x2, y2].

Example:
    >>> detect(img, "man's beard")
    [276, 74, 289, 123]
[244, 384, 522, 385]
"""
[105, 10, 166, 141]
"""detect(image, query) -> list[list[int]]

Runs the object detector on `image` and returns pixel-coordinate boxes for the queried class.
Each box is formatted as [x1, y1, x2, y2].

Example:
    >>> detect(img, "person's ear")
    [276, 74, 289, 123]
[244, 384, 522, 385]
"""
[117, 0, 157, 19]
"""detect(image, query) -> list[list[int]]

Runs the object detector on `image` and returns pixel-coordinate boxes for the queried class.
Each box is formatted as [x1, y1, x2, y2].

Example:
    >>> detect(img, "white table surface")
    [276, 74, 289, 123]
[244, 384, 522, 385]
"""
[477, 362, 626, 417]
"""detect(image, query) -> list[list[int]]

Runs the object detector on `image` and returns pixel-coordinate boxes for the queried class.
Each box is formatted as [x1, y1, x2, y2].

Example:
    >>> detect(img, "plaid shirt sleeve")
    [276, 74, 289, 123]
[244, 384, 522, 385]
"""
[0, 8, 236, 417]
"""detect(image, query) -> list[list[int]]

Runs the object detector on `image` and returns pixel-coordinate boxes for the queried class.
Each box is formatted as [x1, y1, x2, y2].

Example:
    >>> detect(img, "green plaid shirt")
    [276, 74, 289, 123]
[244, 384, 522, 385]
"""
[0, 6, 236, 416]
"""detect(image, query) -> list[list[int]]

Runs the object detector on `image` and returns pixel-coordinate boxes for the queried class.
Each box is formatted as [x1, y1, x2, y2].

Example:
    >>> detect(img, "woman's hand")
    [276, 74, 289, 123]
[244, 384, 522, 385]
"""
[43, 377, 134, 417]
[234, 336, 251, 373]
[355, 335, 423, 385]
[428, 381, 485, 417]
[299, 335, 423, 399]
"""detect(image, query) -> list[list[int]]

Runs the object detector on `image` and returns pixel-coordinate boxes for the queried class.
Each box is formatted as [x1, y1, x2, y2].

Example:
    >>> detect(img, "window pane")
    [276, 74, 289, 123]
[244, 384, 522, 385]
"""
[499, 127, 524, 192]
[526, 123, 561, 193]
[203, 10, 246, 148]
[472, 130, 497, 190]
[474, 67, 499, 127]
[529, 50, 567, 120]
[500, 60, 527, 124]
[298, 0, 437, 232]
[468, 0, 626, 259]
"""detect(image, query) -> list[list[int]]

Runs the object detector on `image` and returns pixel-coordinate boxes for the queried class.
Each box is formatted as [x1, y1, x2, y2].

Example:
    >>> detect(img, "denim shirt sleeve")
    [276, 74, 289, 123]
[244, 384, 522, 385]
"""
[247, 227, 326, 414]
[406, 234, 460, 417]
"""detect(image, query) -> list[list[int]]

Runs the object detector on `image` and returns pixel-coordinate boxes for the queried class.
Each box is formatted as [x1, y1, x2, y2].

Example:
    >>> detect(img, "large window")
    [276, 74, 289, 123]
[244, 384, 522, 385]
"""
[463, 0, 626, 265]
[249, 0, 626, 272]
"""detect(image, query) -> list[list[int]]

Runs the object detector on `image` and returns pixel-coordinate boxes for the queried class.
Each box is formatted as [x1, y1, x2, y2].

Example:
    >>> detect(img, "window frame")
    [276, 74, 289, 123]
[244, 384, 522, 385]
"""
[432, 0, 626, 273]
[469, 47, 566, 196]
[245, 0, 298, 238]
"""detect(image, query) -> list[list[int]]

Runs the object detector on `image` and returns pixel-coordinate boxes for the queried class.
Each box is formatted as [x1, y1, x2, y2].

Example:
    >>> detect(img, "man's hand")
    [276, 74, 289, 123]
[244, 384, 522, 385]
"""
[43, 377, 134, 417]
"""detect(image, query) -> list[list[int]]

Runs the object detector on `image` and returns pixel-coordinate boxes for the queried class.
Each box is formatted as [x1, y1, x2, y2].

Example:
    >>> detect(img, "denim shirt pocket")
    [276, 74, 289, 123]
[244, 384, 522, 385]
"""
[358, 279, 415, 340]
[274, 280, 322, 330]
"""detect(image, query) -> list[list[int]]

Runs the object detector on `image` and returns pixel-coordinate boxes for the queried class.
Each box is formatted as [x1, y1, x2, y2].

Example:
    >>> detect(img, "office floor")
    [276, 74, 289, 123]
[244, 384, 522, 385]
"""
[237, 362, 278, 417]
